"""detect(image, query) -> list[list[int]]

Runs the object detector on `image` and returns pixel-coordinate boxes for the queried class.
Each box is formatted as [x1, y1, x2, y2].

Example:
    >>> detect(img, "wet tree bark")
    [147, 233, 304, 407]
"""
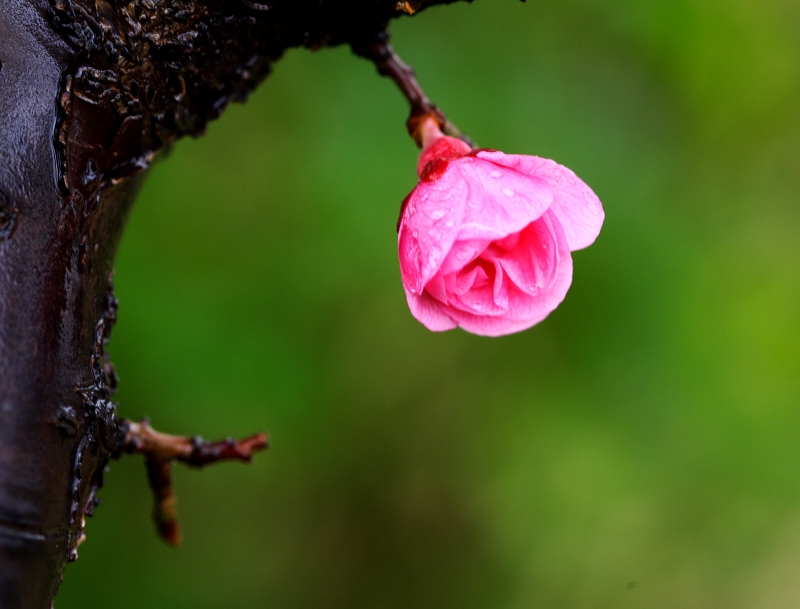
[0, 0, 468, 606]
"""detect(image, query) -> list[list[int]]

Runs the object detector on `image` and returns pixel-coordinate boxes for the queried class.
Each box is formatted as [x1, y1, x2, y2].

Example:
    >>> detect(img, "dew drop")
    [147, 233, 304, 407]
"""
[502, 188, 515, 197]
[430, 209, 446, 220]
[445, 220, 454, 228]
[489, 170, 503, 179]
[412, 230, 418, 238]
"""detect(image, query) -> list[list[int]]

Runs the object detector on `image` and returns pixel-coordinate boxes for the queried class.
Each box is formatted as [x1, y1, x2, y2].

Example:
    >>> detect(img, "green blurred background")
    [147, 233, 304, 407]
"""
[58, 1, 800, 607]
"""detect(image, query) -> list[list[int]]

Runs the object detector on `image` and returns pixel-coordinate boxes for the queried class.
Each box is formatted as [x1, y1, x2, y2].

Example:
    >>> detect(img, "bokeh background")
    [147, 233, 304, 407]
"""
[58, 1, 800, 607]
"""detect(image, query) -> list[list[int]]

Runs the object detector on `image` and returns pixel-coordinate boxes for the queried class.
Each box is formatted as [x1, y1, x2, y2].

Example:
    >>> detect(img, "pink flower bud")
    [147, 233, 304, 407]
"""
[398, 120, 604, 337]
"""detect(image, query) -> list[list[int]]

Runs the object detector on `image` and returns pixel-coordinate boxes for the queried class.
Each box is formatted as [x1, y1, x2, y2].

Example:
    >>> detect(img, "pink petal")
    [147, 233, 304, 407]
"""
[499, 212, 573, 320]
[425, 272, 449, 304]
[446, 265, 477, 296]
[450, 157, 554, 241]
[438, 238, 492, 276]
[445, 260, 508, 317]
[398, 219, 423, 294]
[436, 211, 573, 337]
[404, 287, 458, 332]
[397, 171, 469, 291]
[476, 151, 603, 251]
[488, 218, 560, 296]
[492, 258, 509, 310]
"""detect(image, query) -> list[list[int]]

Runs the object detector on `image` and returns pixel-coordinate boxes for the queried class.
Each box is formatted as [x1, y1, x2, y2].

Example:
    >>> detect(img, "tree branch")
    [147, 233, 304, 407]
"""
[121, 420, 269, 546]
[0, 0, 470, 606]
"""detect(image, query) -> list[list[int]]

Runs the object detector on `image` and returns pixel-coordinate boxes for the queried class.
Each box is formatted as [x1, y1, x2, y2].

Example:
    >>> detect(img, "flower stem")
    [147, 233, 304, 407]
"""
[353, 38, 474, 148]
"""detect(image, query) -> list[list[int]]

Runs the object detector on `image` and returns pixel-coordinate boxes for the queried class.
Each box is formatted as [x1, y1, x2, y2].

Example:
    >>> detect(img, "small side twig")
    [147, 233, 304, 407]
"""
[352, 38, 474, 148]
[121, 419, 269, 546]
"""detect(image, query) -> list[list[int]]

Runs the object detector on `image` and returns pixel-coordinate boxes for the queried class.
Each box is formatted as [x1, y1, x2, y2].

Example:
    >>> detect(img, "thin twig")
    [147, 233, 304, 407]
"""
[121, 419, 269, 546]
[353, 39, 474, 148]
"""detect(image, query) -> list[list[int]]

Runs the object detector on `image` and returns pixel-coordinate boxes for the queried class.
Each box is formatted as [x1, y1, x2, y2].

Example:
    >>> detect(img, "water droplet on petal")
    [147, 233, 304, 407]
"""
[445, 221, 454, 228]
[430, 209, 446, 220]
[412, 230, 418, 238]
[502, 188, 515, 197]
[490, 170, 503, 179]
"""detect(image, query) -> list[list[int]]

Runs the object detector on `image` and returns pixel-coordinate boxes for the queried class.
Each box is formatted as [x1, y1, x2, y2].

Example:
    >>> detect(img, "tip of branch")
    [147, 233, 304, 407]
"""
[192, 432, 269, 466]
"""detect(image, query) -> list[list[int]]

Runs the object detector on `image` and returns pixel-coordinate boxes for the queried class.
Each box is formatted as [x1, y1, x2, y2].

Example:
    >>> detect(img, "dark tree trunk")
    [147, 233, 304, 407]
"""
[0, 0, 467, 606]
